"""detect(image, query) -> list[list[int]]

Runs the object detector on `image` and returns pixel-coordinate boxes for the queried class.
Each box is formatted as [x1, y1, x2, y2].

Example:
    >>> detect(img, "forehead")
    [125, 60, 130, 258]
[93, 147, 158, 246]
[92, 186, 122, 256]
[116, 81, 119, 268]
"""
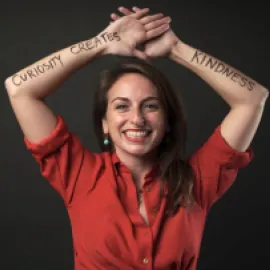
[107, 73, 158, 101]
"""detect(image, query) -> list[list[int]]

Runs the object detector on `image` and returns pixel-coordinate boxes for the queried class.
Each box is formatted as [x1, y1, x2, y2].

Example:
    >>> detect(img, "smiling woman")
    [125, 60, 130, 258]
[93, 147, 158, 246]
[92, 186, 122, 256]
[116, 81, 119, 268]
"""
[4, 5, 266, 270]
[111, 96, 155, 143]
[103, 73, 166, 156]
[92, 59, 194, 215]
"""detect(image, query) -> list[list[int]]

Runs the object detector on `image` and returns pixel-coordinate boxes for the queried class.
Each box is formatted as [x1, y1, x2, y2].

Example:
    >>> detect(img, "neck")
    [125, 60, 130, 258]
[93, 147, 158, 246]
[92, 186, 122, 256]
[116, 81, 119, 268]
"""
[115, 149, 158, 186]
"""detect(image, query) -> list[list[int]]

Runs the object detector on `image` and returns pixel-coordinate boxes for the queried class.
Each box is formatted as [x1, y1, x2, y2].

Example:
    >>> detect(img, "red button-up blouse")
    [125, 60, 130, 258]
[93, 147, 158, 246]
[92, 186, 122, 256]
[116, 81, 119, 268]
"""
[24, 115, 254, 270]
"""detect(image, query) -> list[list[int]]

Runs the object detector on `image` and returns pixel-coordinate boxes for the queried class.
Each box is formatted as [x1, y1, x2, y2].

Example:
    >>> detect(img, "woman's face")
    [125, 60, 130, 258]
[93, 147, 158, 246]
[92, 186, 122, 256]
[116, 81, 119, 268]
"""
[103, 73, 167, 160]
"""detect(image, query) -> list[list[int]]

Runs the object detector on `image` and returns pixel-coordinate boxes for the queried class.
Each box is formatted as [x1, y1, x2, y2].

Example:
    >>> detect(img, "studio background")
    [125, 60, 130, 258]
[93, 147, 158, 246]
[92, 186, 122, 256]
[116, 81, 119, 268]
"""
[1, 0, 269, 269]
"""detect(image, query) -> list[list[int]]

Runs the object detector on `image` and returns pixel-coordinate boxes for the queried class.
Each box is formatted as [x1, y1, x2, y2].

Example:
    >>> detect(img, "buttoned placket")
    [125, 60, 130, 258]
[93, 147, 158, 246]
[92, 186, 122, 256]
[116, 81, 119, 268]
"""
[113, 156, 160, 269]
[143, 180, 161, 223]
[138, 182, 161, 269]
[137, 223, 153, 269]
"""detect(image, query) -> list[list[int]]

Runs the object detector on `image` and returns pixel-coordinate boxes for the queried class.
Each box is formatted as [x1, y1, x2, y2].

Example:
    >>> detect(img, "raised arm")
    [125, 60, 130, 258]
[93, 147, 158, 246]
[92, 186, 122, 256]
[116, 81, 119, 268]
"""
[111, 6, 269, 152]
[170, 42, 268, 151]
[5, 36, 110, 143]
[5, 8, 170, 143]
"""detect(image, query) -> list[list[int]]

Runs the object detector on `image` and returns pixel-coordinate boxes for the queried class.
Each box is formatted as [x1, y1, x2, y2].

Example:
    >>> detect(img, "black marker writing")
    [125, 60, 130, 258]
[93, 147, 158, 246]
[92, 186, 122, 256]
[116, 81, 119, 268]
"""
[191, 50, 255, 91]
[12, 55, 63, 86]
[70, 32, 121, 54]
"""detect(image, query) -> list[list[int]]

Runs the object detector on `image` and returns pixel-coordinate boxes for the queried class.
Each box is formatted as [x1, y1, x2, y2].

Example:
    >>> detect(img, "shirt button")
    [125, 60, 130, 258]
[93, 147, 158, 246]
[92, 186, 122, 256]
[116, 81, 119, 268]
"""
[145, 187, 151, 192]
[142, 258, 149, 264]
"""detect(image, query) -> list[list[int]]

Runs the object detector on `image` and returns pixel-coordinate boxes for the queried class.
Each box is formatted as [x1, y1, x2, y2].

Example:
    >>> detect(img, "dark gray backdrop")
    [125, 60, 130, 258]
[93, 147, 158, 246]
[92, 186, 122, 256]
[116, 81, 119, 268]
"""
[1, 0, 269, 269]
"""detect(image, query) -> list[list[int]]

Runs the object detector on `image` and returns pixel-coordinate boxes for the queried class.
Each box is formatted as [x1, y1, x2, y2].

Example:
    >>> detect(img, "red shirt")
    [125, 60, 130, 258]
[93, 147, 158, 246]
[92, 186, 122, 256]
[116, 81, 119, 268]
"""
[24, 115, 254, 270]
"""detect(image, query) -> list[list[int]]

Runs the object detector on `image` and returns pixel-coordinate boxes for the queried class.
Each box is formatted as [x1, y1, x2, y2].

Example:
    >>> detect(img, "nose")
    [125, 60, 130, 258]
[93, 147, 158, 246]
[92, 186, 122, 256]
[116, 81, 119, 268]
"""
[130, 108, 145, 126]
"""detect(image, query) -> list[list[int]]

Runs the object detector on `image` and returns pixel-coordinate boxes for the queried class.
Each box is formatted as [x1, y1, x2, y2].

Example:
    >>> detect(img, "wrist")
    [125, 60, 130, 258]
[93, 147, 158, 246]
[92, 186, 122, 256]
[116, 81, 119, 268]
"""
[96, 31, 121, 56]
[169, 42, 204, 73]
[169, 40, 185, 59]
[69, 31, 121, 59]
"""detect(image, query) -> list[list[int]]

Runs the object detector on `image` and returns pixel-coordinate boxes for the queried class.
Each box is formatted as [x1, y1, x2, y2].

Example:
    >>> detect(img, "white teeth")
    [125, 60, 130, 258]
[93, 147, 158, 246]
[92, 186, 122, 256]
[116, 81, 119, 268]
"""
[125, 131, 149, 138]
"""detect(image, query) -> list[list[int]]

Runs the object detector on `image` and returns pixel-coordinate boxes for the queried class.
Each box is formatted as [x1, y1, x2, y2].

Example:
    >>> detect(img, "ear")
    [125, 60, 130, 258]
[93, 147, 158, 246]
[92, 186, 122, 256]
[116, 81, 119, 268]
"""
[102, 118, 109, 134]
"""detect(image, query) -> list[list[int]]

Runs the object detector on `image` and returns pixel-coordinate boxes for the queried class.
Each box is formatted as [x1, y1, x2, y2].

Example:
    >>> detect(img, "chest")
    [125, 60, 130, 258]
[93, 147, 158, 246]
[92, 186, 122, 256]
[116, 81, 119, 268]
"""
[69, 174, 205, 268]
[138, 196, 149, 225]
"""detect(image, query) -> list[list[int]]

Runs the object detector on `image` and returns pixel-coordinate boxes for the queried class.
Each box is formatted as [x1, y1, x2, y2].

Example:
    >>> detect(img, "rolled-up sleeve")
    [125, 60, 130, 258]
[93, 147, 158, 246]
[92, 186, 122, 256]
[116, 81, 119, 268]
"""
[24, 115, 101, 206]
[189, 124, 254, 211]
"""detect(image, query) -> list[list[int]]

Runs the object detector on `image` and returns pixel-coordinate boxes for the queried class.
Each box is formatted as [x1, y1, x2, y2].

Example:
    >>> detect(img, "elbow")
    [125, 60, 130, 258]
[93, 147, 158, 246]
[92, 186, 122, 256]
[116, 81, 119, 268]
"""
[262, 87, 269, 100]
[4, 76, 17, 97]
[4, 77, 10, 90]
[234, 87, 269, 108]
[257, 86, 269, 105]
[5, 76, 25, 98]
[248, 86, 269, 107]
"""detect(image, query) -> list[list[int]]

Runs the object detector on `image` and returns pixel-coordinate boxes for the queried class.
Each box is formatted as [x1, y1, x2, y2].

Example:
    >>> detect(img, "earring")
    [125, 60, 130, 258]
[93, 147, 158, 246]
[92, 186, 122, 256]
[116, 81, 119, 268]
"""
[104, 134, 109, 145]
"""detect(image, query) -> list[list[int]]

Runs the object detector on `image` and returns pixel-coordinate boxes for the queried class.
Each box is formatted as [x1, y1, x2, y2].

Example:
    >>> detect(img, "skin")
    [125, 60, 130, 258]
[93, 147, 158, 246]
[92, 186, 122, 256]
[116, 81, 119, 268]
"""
[110, 6, 269, 154]
[102, 73, 167, 178]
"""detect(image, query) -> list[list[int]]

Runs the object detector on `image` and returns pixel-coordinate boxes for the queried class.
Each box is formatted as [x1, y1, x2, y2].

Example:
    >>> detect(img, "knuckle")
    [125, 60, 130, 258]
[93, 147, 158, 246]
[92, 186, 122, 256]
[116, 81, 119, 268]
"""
[145, 17, 151, 23]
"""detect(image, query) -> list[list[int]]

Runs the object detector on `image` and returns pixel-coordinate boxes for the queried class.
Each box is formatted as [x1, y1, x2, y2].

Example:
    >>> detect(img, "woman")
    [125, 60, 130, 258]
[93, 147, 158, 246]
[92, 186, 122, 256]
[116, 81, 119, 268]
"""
[5, 6, 268, 270]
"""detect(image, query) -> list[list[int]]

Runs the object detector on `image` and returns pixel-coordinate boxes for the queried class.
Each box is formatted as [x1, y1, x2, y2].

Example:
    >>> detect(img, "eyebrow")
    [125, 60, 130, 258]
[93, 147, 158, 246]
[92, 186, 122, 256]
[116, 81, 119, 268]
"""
[110, 96, 159, 103]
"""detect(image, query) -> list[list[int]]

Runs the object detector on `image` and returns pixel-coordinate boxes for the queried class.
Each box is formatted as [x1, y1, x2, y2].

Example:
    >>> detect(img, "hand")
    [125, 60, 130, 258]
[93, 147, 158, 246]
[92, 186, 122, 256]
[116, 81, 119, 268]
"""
[110, 7, 180, 58]
[103, 8, 171, 60]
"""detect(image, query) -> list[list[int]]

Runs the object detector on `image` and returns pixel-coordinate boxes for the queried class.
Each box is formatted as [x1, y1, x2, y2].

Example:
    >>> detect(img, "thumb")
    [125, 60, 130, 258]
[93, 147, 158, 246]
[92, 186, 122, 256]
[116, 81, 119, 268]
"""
[133, 48, 148, 60]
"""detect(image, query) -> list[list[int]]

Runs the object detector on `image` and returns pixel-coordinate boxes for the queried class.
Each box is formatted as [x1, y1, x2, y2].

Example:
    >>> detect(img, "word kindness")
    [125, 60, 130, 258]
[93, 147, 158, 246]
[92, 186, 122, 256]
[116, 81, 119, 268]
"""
[70, 32, 121, 54]
[12, 55, 63, 86]
[191, 50, 255, 90]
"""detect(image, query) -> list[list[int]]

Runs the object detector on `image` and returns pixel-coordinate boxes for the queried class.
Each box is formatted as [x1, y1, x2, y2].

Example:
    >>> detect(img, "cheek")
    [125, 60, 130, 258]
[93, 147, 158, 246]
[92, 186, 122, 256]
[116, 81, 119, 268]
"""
[147, 114, 166, 130]
[107, 114, 126, 130]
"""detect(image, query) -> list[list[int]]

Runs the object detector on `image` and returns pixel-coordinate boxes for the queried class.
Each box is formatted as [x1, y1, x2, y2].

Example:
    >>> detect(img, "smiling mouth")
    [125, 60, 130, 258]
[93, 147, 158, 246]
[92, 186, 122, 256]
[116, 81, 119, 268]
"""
[123, 130, 152, 142]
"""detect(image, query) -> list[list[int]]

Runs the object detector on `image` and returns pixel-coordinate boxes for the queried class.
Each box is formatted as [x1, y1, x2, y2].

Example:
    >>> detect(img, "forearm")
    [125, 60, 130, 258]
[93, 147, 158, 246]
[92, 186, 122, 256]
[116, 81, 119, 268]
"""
[5, 31, 120, 99]
[170, 42, 269, 107]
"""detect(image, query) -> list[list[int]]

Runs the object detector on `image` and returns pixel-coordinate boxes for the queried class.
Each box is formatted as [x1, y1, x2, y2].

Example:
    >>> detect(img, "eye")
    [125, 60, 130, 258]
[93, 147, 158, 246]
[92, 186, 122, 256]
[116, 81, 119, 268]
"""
[115, 104, 128, 110]
[144, 103, 159, 110]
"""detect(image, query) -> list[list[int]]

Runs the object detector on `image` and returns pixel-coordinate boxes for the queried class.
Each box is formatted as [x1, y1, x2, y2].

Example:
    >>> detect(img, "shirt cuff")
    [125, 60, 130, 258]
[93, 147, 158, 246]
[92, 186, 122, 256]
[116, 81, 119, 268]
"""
[24, 115, 70, 159]
[211, 125, 254, 168]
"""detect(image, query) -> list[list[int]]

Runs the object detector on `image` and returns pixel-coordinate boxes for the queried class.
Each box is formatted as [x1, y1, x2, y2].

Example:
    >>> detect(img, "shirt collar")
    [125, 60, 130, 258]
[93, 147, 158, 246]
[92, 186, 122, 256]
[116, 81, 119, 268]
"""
[111, 151, 161, 180]
[111, 152, 168, 195]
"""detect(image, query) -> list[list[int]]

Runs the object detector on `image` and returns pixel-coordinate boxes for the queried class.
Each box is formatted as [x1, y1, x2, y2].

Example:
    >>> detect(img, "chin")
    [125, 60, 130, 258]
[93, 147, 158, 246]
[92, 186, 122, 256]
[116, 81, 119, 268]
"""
[125, 148, 150, 157]
[123, 144, 159, 158]
[114, 136, 163, 158]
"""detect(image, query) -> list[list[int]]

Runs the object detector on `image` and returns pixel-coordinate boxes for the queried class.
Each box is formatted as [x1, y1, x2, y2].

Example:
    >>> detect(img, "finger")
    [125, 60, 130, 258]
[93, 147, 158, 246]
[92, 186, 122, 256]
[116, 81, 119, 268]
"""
[146, 24, 170, 40]
[118, 6, 133, 16]
[110, 13, 120, 20]
[140, 13, 165, 25]
[144, 16, 171, 31]
[132, 6, 141, 12]
[131, 8, 150, 19]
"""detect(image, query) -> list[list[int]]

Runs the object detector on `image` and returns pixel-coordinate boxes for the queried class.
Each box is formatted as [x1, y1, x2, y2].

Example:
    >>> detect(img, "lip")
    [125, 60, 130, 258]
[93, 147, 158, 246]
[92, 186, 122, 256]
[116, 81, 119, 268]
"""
[122, 129, 152, 143]
[123, 132, 149, 143]
[123, 129, 151, 132]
